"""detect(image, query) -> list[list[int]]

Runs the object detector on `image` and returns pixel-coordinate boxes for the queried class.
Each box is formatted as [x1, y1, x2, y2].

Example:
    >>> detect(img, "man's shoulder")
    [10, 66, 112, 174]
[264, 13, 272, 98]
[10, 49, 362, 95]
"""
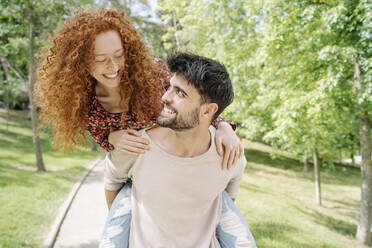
[144, 126, 163, 143]
[145, 126, 160, 135]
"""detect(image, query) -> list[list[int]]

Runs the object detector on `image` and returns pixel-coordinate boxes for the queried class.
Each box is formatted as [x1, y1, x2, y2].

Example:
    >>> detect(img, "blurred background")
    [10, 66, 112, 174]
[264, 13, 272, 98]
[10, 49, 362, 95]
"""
[0, 0, 371, 247]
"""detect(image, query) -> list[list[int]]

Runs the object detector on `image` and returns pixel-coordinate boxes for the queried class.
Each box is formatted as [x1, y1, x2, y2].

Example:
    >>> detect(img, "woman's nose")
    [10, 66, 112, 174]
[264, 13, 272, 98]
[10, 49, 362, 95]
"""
[106, 58, 119, 71]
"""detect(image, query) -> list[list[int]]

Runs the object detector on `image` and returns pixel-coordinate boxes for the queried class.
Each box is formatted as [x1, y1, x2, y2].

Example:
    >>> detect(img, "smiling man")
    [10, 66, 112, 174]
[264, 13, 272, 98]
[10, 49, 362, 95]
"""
[100, 53, 256, 248]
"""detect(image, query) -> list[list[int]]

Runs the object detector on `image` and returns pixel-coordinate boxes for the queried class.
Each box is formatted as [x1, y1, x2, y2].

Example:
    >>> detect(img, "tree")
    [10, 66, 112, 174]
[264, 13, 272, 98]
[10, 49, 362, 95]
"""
[311, 1, 371, 244]
[248, 0, 371, 242]
[158, 0, 371, 244]
[0, 0, 72, 171]
[27, 2, 45, 171]
[354, 59, 372, 246]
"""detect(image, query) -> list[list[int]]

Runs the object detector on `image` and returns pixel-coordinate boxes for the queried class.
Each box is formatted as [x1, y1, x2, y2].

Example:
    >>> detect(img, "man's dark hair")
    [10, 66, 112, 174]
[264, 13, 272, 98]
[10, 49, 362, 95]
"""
[167, 53, 234, 121]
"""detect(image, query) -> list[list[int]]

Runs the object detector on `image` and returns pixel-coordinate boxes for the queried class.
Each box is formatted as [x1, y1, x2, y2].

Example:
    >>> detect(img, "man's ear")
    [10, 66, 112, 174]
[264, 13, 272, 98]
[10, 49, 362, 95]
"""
[201, 103, 218, 120]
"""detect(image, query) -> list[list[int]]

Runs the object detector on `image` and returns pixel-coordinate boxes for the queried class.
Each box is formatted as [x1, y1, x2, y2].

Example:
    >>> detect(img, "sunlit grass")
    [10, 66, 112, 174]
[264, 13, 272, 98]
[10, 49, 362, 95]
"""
[237, 142, 364, 248]
[0, 109, 102, 247]
[0, 109, 367, 247]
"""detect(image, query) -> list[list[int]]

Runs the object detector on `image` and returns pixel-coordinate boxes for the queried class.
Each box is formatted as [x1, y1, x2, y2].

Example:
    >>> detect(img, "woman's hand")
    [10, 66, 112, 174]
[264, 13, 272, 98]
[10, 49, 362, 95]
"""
[215, 122, 243, 170]
[108, 130, 150, 156]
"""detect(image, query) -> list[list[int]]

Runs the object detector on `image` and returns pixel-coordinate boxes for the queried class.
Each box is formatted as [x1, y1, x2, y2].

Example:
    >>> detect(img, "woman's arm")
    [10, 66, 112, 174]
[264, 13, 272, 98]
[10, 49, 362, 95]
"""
[213, 119, 243, 170]
[108, 130, 149, 155]
[105, 189, 120, 210]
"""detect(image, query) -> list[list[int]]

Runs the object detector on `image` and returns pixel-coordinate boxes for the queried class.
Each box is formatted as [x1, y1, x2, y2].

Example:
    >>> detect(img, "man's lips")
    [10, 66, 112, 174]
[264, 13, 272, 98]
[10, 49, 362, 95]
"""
[160, 105, 177, 117]
[162, 105, 176, 114]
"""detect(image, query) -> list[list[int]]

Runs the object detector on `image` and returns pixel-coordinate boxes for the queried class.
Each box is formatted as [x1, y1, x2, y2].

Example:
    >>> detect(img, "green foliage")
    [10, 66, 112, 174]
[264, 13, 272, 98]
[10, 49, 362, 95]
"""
[0, 79, 28, 109]
[0, 0, 71, 66]
[0, 0, 74, 117]
[253, 0, 370, 159]
[158, 0, 371, 162]
[84, 0, 171, 59]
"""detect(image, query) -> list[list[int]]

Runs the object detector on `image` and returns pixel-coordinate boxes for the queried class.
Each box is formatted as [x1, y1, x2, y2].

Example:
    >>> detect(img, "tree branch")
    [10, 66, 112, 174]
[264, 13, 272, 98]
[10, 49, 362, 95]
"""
[2, 57, 27, 82]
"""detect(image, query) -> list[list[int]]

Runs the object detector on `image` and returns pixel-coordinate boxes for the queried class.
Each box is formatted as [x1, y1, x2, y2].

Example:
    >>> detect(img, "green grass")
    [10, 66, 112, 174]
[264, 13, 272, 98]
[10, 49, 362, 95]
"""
[0, 109, 368, 247]
[237, 140, 365, 248]
[0, 109, 102, 247]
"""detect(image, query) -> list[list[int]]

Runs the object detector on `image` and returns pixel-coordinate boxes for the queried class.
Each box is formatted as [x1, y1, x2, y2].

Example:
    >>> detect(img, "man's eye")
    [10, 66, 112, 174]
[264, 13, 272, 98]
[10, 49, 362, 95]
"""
[176, 90, 185, 97]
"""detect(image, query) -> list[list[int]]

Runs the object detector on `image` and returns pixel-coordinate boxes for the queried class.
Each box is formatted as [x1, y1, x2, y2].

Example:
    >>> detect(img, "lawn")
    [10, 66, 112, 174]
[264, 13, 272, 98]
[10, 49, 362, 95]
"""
[0, 109, 102, 247]
[0, 108, 367, 247]
[237, 140, 365, 248]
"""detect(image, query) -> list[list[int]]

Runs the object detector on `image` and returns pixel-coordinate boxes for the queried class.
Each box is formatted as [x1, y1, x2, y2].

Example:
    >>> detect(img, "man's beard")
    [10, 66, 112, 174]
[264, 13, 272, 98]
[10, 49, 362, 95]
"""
[157, 104, 200, 130]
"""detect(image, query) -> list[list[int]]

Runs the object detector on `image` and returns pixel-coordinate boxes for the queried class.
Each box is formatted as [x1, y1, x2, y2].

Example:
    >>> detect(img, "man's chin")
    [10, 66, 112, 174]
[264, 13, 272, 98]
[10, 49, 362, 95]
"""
[157, 116, 176, 128]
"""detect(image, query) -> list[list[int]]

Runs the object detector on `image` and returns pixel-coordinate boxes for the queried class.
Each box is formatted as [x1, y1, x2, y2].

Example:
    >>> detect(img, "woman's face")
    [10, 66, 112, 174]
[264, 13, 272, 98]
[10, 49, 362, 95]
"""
[90, 30, 125, 89]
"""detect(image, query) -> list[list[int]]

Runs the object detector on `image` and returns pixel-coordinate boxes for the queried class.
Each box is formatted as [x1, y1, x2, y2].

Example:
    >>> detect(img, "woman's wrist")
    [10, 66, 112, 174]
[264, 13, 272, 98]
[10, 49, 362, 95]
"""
[218, 121, 232, 130]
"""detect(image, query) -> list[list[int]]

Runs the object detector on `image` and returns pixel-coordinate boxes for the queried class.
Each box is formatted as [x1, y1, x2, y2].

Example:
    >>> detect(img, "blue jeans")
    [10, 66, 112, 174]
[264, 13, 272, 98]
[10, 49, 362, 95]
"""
[100, 183, 257, 248]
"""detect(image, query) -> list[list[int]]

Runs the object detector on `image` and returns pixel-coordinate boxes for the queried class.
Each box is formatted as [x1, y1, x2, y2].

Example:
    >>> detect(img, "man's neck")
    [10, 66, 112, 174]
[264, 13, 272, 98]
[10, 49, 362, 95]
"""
[147, 125, 211, 158]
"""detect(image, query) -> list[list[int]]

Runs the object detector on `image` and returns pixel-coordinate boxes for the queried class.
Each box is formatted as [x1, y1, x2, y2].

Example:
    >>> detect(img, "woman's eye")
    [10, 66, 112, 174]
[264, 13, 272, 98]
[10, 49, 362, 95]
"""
[115, 51, 124, 58]
[95, 58, 106, 63]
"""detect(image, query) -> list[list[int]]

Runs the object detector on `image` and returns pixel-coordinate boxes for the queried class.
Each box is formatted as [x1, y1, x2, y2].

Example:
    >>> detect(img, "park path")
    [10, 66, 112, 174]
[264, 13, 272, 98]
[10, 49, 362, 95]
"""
[52, 159, 108, 248]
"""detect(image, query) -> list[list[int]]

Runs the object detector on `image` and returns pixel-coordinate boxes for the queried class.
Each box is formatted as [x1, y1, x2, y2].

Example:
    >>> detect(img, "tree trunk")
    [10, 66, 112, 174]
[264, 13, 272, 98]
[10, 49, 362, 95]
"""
[351, 154, 356, 166]
[90, 136, 98, 151]
[28, 9, 45, 171]
[339, 148, 342, 164]
[313, 147, 321, 206]
[0, 58, 10, 132]
[351, 134, 356, 166]
[172, 9, 180, 51]
[354, 61, 372, 246]
[303, 157, 308, 173]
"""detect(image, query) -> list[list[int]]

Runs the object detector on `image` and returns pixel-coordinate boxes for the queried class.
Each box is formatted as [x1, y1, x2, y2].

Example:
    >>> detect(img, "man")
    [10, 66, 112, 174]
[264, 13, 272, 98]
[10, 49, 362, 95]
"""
[100, 53, 256, 248]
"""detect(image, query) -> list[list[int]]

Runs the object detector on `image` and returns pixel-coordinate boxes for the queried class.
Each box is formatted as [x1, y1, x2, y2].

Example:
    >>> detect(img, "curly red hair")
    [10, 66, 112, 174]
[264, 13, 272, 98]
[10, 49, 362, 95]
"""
[36, 9, 166, 150]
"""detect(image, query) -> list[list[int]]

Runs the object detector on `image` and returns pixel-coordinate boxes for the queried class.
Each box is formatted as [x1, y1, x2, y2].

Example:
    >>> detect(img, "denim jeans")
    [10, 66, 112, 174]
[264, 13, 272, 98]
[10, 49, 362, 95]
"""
[100, 183, 257, 248]
[217, 191, 257, 248]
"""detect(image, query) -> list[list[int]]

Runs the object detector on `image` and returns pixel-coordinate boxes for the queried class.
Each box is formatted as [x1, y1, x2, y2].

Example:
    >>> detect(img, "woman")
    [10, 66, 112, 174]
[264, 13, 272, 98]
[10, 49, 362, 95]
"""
[37, 9, 241, 169]
[36, 9, 254, 248]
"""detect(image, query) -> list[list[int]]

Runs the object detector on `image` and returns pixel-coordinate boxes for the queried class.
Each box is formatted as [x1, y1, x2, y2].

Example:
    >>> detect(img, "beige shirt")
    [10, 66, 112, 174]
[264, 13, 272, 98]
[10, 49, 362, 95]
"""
[104, 126, 246, 248]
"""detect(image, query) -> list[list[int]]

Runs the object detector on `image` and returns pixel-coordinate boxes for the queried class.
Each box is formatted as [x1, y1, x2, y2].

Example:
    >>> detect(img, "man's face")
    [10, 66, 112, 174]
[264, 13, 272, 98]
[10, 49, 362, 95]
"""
[157, 74, 203, 130]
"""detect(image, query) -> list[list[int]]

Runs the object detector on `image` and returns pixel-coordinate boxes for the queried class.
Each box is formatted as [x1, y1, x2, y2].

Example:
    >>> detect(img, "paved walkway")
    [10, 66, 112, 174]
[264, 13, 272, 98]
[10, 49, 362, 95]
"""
[53, 159, 108, 248]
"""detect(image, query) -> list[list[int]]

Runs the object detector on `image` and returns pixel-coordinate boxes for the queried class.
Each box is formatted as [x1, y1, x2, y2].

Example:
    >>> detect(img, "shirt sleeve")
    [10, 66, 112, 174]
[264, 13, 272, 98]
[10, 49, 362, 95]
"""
[104, 150, 138, 191]
[87, 120, 115, 151]
[225, 154, 247, 199]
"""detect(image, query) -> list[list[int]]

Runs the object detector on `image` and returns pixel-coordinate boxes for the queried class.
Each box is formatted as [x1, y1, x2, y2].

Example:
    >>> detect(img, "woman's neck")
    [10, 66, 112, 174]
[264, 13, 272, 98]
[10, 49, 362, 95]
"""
[94, 82, 125, 113]
[95, 82, 121, 98]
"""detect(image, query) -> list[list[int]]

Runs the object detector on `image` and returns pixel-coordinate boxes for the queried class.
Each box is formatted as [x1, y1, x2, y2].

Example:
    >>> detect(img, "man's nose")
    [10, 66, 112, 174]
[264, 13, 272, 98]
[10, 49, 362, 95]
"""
[161, 89, 173, 104]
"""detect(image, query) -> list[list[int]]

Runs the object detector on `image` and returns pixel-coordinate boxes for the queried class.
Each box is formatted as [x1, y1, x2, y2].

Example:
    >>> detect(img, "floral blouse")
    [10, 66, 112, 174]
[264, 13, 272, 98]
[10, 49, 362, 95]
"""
[87, 58, 235, 151]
